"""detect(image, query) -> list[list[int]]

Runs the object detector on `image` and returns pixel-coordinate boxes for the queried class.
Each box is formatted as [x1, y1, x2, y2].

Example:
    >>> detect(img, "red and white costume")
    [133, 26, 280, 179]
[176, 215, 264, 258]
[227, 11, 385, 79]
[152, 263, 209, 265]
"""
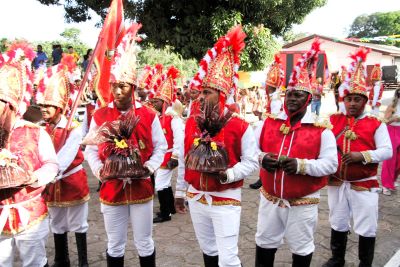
[0, 43, 58, 267]
[328, 113, 391, 236]
[43, 117, 90, 234]
[255, 40, 338, 265]
[177, 26, 259, 267]
[85, 101, 167, 257]
[255, 111, 337, 255]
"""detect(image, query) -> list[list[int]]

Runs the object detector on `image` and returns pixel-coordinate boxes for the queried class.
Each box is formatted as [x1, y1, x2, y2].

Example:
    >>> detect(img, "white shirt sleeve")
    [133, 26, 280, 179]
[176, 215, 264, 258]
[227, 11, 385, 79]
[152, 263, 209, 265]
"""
[175, 141, 188, 198]
[84, 119, 103, 180]
[366, 122, 392, 163]
[171, 117, 184, 158]
[270, 99, 282, 115]
[57, 126, 82, 175]
[298, 128, 338, 177]
[224, 125, 259, 183]
[33, 128, 59, 187]
[143, 115, 168, 173]
[81, 109, 89, 137]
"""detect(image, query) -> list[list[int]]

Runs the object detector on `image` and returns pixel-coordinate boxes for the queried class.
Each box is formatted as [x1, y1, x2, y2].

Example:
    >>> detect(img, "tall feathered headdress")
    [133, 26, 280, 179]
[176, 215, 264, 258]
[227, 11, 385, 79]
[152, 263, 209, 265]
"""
[266, 54, 284, 88]
[0, 41, 35, 116]
[153, 66, 180, 105]
[36, 53, 77, 111]
[110, 23, 142, 85]
[339, 47, 370, 99]
[145, 63, 164, 98]
[190, 25, 246, 97]
[287, 38, 321, 94]
[137, 65, 152, 89]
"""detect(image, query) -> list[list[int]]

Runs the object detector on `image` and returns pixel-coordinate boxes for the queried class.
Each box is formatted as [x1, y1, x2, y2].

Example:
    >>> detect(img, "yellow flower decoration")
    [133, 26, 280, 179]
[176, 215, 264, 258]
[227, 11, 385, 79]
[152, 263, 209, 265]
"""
[114, 138, 128, 149]
[210, 142, 217, 151]
[193, 138, 200, 147]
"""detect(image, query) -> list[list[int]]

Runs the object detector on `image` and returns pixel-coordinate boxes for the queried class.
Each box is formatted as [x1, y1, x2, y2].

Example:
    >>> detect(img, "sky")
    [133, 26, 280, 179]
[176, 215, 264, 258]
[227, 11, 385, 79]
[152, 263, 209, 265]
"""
[0, 0, 399, 48]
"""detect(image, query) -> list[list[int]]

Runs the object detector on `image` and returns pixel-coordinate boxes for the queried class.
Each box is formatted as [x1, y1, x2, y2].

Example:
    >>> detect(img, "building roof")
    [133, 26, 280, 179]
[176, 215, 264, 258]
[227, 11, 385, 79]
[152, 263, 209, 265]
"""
[283, 34, 400, 57]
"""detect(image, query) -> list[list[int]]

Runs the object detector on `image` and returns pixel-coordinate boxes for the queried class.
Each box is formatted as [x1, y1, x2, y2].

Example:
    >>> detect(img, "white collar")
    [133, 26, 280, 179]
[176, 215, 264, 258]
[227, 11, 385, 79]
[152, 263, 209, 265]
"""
[108, 101, 142, 109]
[276, 110, 318, 124]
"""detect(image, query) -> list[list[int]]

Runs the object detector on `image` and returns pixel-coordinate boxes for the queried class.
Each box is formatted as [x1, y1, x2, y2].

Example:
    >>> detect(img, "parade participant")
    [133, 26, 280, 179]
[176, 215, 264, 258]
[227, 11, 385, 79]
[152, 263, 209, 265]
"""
[0, 42, 58, 267]
[381, 88, 400, 195]
[324, 48, 392, 267]
[368, 64, 384, 116]
[250, 54, 283, 190]
[148, 66, 184, 223]
[175, 25, 259, 267]
[85, 24, 167, 267]
[36, 54, 90, 267]
[255, 39, 338, 267]
[185, 84, 201, 118]
[330, 71, 341, 112]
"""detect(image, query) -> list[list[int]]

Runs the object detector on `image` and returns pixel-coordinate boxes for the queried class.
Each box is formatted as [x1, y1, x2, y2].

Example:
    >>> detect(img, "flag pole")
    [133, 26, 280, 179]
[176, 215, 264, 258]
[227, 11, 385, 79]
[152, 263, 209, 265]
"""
[60, 33, 103, 145]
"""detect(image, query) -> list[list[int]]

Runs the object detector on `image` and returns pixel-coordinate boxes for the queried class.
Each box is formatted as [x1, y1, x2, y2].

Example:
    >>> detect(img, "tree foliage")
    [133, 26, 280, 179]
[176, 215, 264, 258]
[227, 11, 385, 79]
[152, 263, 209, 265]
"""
[36, 0, 327, 70]
[348, 11, 400, 47]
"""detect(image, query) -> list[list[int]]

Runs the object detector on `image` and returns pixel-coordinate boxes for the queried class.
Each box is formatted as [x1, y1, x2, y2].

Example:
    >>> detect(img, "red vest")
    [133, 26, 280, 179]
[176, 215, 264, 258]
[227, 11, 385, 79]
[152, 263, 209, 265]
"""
[86, 103, 96, 129]
[259, 118, 328, 199]
[160, 115, 173, 167]
[44, 124, 90, 207]
[368, 83, 384, 107]
[184, 116, 248, 192]
[330, 114, 381, 188]
[0, 123, 47, 235]
[93, 105, 156, 205]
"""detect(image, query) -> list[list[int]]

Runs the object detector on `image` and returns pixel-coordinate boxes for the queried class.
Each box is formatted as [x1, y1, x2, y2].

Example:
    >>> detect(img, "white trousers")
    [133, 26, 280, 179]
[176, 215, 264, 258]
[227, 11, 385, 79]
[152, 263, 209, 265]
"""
[154, 168, 172, 191]
[0, 217, 49, 267]
[188, 200, 242, 267]
[327, 185, 379, 237]
[48, 202, 89, 234]
[101, 201, 154, 257]
[255, 194, 318, 256]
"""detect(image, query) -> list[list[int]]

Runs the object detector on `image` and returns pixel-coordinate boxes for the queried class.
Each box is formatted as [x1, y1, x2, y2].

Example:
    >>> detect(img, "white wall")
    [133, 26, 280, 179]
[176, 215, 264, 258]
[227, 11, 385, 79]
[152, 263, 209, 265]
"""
[283, 39, 394, 71]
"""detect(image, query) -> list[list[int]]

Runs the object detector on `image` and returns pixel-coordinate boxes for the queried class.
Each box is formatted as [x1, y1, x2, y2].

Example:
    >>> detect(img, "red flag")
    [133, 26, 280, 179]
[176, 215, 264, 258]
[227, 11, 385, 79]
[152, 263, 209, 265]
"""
[93, 0, 125, 106]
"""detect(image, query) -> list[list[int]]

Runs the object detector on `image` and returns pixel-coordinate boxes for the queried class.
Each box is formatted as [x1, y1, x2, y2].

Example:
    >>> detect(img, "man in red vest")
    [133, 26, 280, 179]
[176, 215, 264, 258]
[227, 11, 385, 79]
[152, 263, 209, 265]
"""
[324, 48, 392, 267]
[148, 66, 184, 223]
[255, 39, 338, 267]
[36, 54, 90, 267]
[175, 26, 258, 267]
[85, 24, 167, 267]
[0, 42, 58, 267]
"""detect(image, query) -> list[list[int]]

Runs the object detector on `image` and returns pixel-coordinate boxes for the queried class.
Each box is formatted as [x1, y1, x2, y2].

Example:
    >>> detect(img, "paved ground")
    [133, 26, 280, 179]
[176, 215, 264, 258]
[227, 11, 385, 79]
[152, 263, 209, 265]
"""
[17, 90, 400, 266]
[37, 163, 398, 267]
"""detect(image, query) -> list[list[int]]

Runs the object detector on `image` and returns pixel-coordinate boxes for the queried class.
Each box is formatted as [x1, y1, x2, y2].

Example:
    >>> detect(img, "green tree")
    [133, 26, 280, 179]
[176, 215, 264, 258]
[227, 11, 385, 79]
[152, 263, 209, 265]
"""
[348, 11, 400, 47]
[36, 0, 326, 70]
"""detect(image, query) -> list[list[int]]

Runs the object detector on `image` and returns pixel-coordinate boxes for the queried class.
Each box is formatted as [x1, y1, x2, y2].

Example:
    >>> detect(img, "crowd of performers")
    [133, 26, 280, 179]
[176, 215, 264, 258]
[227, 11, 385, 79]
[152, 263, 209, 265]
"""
[0, 21, 398, 267]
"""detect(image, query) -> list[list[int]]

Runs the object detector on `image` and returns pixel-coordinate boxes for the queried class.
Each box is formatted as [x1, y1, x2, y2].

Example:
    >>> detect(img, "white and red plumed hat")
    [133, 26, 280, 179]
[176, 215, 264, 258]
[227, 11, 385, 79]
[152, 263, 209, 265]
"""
[110, 23, 142, 85]
[153, 66, 180, 105]
[0, 41, 35, 116]
[36, 54, 77, 111]
[339, 47, 370, 99]
[287, 38, 321, 94]
[190, 25, 246, 97]
[370, 63, 382, 82]
[137, 65, 152, 89]
[145, 64, 164, 98]
[266, 54, 284, 88]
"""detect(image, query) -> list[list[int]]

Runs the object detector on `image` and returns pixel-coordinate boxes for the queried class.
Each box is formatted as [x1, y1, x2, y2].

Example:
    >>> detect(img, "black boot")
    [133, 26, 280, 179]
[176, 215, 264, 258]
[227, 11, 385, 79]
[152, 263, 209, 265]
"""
[106, 251, 124, 267]
[323, 229, 348, 267]
[203, 253, 219, 267]
[292, 253, 313, 267]
[255, 245, 277, 267]
[250, 179, 262, 189]
[52, 233, 70, 267]
[139, 250, 156, 267]
[166, 186, 176, 214]
[358, 236, 375, 267]
[153, 189, 171, 223]
[75, 232, 89, 267]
